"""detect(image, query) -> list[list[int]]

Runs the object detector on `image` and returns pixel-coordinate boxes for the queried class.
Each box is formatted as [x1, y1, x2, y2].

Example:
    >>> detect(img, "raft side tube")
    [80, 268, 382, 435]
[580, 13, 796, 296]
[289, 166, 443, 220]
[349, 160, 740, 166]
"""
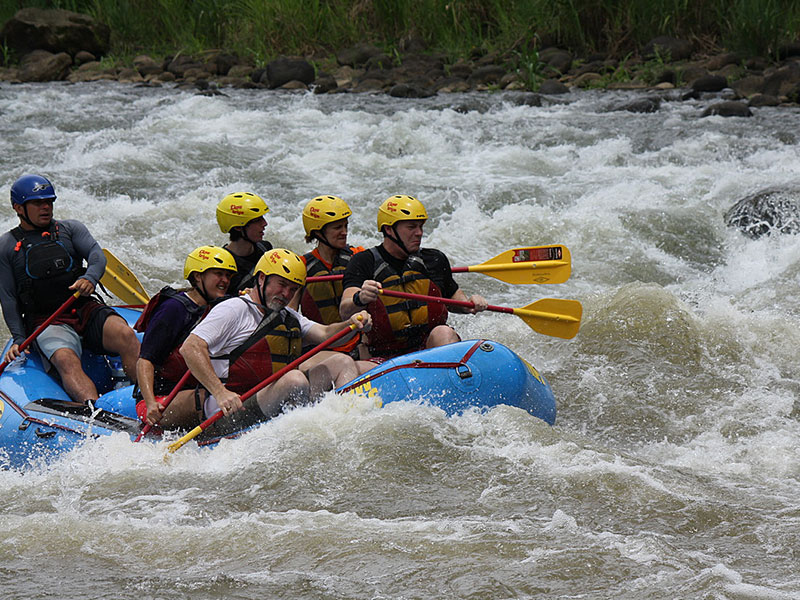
[337, 340, 556, 424]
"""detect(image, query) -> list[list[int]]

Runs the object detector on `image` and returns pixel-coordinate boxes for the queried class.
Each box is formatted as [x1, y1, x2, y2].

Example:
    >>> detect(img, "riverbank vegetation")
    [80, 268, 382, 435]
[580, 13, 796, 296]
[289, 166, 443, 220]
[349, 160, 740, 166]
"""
[4, 0, 800, 65]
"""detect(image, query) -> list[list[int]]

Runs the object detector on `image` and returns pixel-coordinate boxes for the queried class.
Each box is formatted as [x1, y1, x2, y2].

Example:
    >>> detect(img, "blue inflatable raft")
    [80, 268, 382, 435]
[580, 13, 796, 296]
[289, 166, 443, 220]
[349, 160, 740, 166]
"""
[0, 308, 556, 469]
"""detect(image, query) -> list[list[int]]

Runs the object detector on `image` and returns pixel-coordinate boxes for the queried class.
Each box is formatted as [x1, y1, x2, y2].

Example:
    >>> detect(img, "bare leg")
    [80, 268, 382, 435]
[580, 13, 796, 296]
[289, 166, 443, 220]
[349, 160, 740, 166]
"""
[301, 352, 361, 398]
[426, 325, 460, 349]
[157, 389, 202, 429]
[102, 315, 141, 383]
[355, 360, 375, 375]
[254, 369, 309, 417]
[50, 347, 98, 402]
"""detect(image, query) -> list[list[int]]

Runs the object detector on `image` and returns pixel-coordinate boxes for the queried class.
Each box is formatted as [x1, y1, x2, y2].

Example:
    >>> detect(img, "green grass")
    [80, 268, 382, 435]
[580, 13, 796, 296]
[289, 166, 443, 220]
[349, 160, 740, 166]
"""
[2, 0, 799, 65]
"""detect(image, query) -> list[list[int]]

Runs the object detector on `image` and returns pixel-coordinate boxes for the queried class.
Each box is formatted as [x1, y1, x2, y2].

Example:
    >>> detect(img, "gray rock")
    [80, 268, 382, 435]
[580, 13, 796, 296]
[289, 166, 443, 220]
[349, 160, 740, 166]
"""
[18, 49, 71, 82]
[364, 53, 393, 71]
[612, 96, 662, 113]
[724, 188, 800, 238]
[643, 36, 693, 61]
[731, 75, 766, 98]
[264, 57, 315, 89]
[467, 65, 505, 86]
[748, 93, 780, 107]
[1, 7, 109, 57]
[508, 93, 543, 107]
[538, 79, 569, 94]
[539, 48, 572, 74]
[763, 62, 800, 96]
[73, 50, 94, 65]
[706, 52, 741, 70]
[692, 74, 728, 92]
[167, 56, 203, 78]
[388, 83, 435, 98]
[312, 75, 338, 94]
[701, 101, 752, 117]
[133, 55, 162, 76]
[336, 44, 382, 68]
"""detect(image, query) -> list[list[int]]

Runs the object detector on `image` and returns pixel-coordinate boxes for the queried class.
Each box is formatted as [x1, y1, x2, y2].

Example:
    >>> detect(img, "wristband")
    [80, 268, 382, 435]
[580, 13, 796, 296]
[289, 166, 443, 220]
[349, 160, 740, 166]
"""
[353, 291, 366, 307]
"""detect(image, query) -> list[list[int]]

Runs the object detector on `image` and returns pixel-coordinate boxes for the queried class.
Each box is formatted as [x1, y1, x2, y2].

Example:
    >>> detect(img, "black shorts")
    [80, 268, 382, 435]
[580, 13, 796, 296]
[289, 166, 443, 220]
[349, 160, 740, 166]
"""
[82, 303, 123, 354]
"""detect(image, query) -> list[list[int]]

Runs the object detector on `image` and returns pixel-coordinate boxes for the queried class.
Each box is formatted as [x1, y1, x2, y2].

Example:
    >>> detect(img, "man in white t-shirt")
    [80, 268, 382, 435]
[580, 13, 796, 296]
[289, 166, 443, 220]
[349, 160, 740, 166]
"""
[178, 248, 370, 431]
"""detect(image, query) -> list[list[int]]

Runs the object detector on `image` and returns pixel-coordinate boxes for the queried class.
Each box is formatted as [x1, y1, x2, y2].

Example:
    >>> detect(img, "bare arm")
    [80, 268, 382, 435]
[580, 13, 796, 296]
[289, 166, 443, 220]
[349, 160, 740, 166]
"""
[180, 333, 243, 415]
[304, 310, 372, 346]
[135, 358, 162, 426]
[448, 289, 488, 314]
[340, 280, 381, 320]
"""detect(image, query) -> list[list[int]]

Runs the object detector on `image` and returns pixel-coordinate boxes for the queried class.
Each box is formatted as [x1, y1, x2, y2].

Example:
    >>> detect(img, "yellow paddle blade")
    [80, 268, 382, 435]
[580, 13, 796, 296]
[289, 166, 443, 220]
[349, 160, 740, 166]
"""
[166, 425, 203, 455]
[468, 245, 571, 284]
[514, 298, 582, 339]
[101, 249, 150, 305]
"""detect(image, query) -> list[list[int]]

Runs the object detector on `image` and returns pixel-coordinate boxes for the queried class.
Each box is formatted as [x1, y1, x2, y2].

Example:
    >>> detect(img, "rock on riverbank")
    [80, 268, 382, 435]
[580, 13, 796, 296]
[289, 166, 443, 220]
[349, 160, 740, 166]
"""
[2, 7, 800, 114]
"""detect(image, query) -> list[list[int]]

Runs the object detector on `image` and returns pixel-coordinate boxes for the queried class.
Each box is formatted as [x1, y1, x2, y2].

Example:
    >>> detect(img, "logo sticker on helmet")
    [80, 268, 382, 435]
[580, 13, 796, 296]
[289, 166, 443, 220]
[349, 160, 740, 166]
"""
[269, 251, 281, 263]
[198, 249, 210, 259]
[309, 207, 320, 217]
[387, 201, 397, 212]
[31, 183, 51, 193]
[231, 204, 244, 215]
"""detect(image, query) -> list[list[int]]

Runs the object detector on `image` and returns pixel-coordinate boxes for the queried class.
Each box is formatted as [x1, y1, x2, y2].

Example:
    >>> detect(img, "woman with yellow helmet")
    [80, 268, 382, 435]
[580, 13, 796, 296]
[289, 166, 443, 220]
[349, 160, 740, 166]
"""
[340, 195, 488, 359]
[216, 191, 273, 293]
[133, 246, 237, 429]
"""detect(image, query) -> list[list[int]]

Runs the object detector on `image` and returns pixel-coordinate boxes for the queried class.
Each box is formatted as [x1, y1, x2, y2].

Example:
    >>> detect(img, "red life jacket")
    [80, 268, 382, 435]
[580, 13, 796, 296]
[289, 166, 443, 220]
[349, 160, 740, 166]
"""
[213, 305, 303, 394]
[365, 248, 448, 358]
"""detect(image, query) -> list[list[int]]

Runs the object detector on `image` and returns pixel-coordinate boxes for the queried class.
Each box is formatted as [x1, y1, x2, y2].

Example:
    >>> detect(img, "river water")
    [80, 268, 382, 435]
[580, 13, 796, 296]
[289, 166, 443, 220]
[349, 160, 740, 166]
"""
[1, 82, 799, 599]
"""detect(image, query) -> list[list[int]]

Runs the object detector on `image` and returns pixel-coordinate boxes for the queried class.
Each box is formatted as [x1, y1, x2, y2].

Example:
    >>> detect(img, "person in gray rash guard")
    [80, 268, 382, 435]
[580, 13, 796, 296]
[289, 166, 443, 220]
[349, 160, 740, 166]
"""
[0, 174, 140, 403]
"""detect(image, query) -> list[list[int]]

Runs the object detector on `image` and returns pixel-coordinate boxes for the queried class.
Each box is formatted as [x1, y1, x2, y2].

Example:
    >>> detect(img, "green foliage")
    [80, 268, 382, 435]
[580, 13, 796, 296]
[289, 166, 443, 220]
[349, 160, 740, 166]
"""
[721, 0, 800, 58]
[514, 45, 545, 91]
[0, 0, 798, 64]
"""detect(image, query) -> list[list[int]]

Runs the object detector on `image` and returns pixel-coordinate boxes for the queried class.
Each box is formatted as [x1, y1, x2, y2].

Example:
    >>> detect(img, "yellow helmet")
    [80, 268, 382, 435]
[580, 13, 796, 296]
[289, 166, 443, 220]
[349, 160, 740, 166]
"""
[216, 192, 269, 233]
[302, 195, 352, 236]
[183, 246, 238, 279]
[377, 195, 427, 232]
[254, 248, 306, 286]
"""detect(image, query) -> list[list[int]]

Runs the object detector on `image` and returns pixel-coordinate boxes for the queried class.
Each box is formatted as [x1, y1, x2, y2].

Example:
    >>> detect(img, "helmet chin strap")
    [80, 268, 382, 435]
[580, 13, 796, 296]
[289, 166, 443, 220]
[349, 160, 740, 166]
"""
[386, 226, 412, 256]
[192, 275, 212, 305]
[18, 204, 40, 229]
[313, 230, 336, 250]
[257, 274, 268, 308]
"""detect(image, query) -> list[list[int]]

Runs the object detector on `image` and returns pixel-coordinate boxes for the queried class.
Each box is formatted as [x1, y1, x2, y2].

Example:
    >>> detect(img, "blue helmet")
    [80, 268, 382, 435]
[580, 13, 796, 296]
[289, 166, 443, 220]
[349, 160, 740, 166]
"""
[10, 174, 57, 205]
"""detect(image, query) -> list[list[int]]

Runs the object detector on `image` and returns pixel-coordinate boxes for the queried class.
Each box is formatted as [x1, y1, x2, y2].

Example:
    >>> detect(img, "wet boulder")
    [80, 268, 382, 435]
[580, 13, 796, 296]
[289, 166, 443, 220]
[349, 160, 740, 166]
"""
[691, 74, 728, 93]
[539, 47, 573, 75]
[701, 101, 752, 117]
[336, 44, 383, 68]
[724, 188, 800, 238]
[0, 7, 109, 58]
[642, 36, 693, 61]
[611, 95, 662, 113]
[538, 79, 569, 95]
[263, 57, 315, 89]
[467, 65, 506, 86]
[18, 49, 71, 82]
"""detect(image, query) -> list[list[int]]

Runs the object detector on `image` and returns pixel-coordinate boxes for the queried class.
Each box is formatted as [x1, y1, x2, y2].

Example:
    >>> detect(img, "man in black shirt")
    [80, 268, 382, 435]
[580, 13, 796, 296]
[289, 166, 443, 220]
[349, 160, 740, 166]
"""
[340, 194, 487, 358]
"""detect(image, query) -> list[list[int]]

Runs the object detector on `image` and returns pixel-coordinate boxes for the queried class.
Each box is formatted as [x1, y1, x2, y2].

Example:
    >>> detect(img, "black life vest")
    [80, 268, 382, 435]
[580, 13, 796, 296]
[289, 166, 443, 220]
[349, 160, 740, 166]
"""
[10, 221, 84, 316]
[227, 240, 273, 293]
[134, 287, 208, 387]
